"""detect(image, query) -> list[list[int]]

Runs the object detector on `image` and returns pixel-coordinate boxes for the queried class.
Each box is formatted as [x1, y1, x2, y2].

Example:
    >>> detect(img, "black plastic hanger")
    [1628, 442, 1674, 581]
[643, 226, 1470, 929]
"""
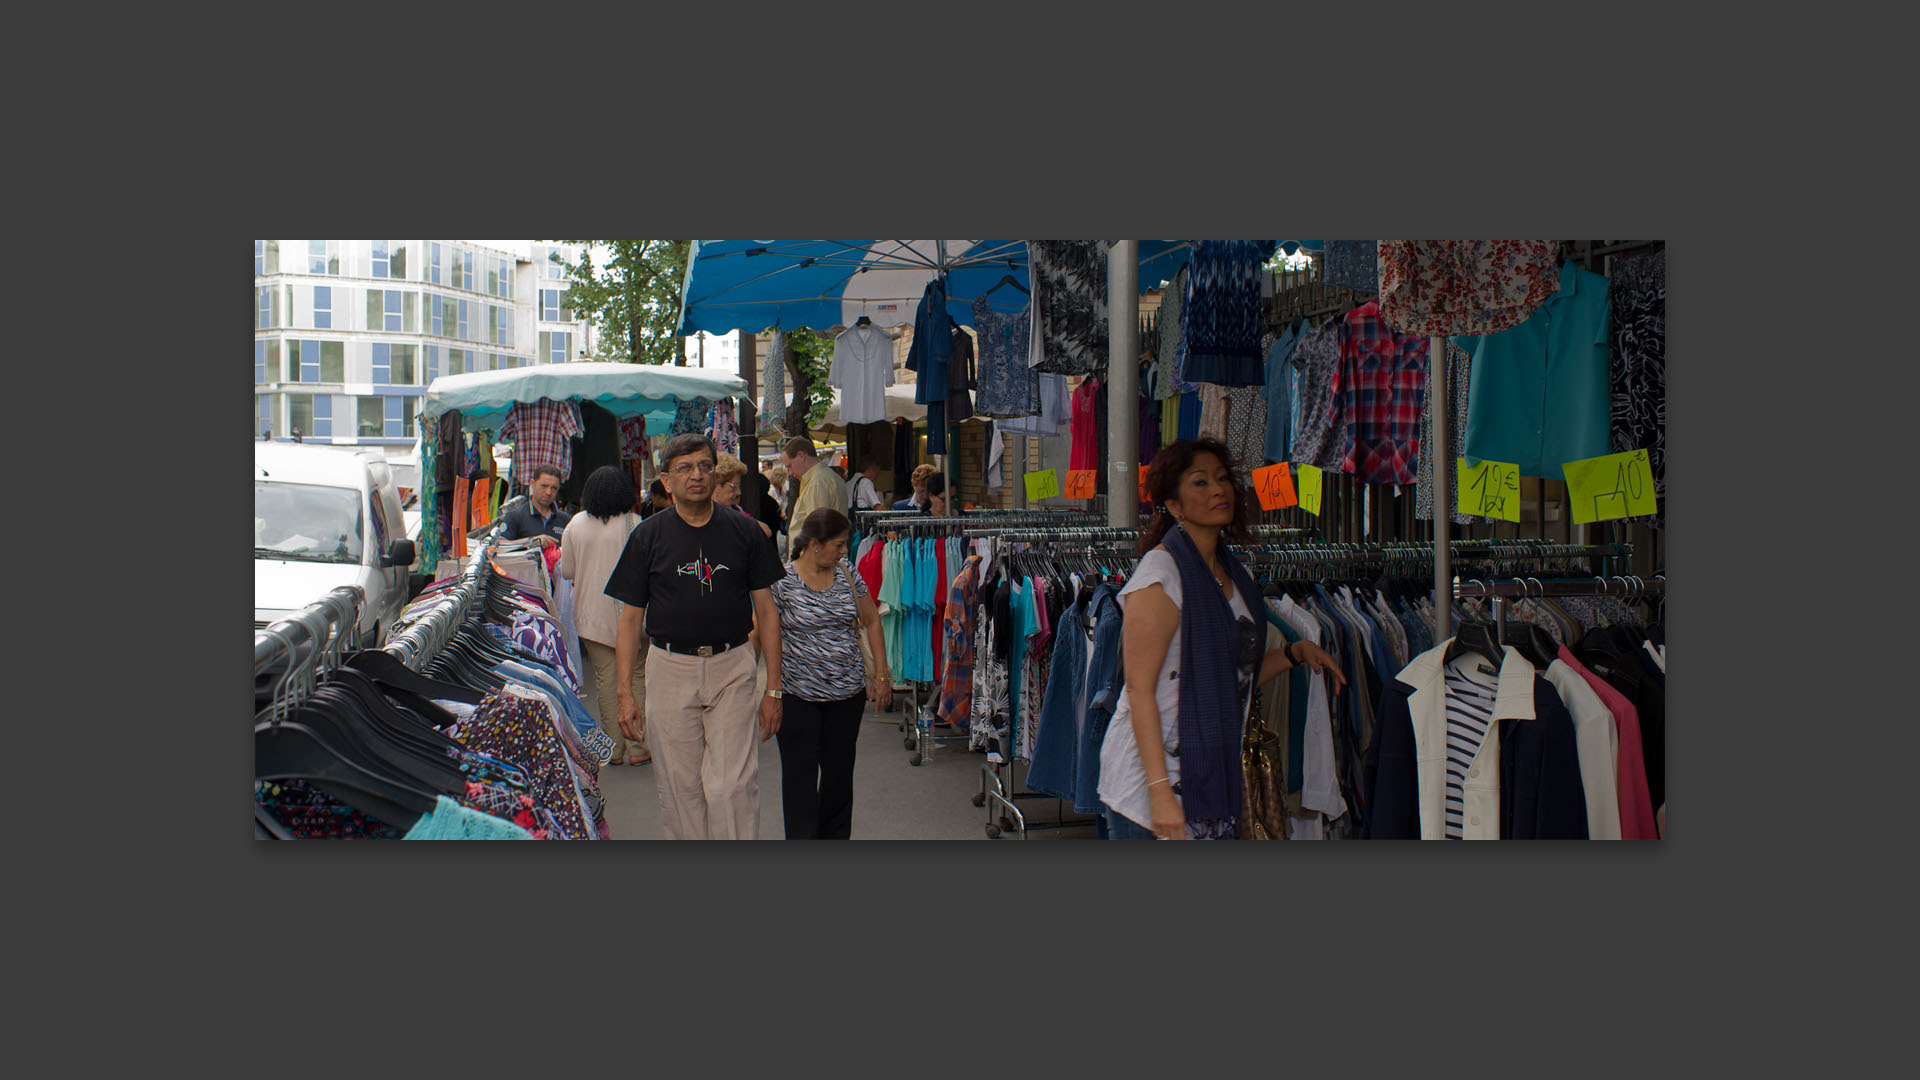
[855, 315, 872, 326]
[982, 274, 1030, 299]
[1502, 621, 1558, 669]
[347, 649, 484, 706]
[1445, 620, 1504, 669]
[255, 719, 436, 830]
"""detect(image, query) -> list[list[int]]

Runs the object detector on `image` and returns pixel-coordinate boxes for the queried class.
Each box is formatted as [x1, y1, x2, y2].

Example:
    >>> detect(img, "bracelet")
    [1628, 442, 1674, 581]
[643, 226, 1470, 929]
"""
[1147, 777, 1171, 789]
[1287, 641, 1303, 665]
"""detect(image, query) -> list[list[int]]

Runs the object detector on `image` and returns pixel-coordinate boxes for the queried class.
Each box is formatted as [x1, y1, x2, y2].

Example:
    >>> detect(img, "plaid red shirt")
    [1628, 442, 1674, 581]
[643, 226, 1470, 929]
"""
[1335, 300, 1427, 484]
[499, 399, 582, 486]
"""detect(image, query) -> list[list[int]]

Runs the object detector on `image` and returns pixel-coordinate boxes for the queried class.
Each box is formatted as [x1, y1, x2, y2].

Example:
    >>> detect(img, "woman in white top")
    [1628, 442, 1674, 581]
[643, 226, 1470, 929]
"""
[1096, 438, 1344, 839]
[557, 466, 650, 766]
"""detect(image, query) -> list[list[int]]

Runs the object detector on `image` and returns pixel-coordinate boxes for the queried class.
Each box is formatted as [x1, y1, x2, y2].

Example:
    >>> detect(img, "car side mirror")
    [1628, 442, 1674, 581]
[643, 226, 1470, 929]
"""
[384, 539, 416, 568]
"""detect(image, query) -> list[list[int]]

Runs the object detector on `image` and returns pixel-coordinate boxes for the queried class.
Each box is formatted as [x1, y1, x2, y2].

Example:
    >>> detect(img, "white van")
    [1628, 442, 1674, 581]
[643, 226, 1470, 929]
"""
[254, 442, 416, 647]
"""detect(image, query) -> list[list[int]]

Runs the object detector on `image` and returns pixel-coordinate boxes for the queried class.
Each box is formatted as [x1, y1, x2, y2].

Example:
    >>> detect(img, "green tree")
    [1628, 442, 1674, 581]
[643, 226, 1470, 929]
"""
[783, 327, 835, 431]
[546, 240, 691, 366]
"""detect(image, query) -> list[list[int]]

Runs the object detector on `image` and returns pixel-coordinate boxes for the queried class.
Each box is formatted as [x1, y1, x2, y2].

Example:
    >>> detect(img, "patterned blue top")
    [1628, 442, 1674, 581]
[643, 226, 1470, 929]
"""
[972, 296, 1040, 417]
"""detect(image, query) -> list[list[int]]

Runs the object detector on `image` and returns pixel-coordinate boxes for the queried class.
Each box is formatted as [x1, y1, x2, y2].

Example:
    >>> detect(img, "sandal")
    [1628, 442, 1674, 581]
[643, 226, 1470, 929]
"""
[628, 754, 652, 766]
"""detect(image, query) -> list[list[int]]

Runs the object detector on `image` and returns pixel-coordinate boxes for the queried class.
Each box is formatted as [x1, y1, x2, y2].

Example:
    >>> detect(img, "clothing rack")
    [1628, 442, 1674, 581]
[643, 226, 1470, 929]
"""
[381, 528, 508, 672]
[254, 586, 366, 723]
[1454, 574, 1664, 646]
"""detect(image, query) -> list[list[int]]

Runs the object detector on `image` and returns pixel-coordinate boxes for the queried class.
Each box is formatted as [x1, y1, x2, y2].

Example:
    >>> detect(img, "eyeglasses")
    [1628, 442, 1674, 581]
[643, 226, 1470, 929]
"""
[668, 461, 717, 477]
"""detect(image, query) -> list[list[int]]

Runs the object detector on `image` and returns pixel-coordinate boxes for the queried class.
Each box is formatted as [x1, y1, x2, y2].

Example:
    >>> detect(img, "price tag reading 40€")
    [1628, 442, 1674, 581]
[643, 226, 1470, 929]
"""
[1457, 458, 1521, 522]
[1023, 469, 1061, 501]
[1251, 463, 1297, 511]
[1296, 465, 1323, 516]
[1064, 470, 1096, 498]
[1563, 449, 1657, 524]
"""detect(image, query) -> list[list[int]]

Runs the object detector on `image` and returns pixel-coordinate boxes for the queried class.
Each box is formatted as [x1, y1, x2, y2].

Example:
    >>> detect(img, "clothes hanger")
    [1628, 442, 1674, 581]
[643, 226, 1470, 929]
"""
[982, 274, 1030, 299]
[255, 717, 437, 830]
[346, 649, 485, 706]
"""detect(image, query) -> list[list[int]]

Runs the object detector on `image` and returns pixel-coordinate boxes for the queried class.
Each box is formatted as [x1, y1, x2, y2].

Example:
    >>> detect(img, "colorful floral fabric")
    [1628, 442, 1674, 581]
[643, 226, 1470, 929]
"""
[1376, 240, 1560, 338]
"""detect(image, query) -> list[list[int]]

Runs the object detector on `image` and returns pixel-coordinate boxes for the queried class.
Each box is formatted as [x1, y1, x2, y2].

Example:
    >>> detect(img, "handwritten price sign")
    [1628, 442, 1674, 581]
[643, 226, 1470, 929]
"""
[1064, 470, 1096, 498]
[1024, 469, 1061, 502]
[1296, 465, 1322, 516]
[1251, 463, 1297, 511]
[1563, 449, 1657, 524]
[1457, 458, 1520, 522]
[1138, 465, 1151, 504]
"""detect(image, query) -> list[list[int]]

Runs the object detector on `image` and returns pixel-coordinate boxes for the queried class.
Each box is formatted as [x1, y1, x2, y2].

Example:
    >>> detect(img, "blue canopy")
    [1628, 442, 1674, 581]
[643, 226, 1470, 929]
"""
[676, 240, 1267, 336]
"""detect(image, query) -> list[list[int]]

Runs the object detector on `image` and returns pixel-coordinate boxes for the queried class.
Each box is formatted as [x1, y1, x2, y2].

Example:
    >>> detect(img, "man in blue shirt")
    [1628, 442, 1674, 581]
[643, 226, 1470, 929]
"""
[499, 464, 570, 548]
[892, 463, 936, 511]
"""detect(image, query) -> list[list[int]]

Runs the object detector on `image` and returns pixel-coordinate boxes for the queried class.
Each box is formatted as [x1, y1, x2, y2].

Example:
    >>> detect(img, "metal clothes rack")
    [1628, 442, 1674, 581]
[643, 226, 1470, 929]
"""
[381, 528, 507, 672]
[1453, 574, 1664, 645]
[254, 586, 366, 723]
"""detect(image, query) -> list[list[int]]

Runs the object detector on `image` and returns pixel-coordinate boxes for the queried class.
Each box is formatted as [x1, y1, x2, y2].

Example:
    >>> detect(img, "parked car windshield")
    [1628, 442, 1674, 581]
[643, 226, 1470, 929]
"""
[255, 481, 364, 564]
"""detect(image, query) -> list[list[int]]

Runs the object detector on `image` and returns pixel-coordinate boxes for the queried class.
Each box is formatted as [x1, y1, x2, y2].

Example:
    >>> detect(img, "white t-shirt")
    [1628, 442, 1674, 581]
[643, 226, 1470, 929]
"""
[851, 474, 885, 510]
[1097, 547, 1256, 831]
[829, 324, 896, 426]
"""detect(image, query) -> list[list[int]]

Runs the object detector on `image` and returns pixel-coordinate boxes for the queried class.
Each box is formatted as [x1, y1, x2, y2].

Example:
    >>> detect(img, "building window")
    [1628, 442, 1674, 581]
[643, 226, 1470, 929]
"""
[384, 396, 416, 438]
[302, 339, 322, 382]
[458, 251, 474, 291]
[320, 341, 344, 382]
[372, 343, 389, 385]
[255, 340, 266, 384]
[447, 349, 466, 376]
[289, 393, 314, 439]
[545, 246, 567, 279]
[458, 299, 469, 340]
[391, 344, 417, 385]
[313, 286, 332, 329]
[313, 394, 333, 437]
[430, 293, 444, 337]
[259, 394, 272, 438]
[372, 240, 390, 279]
[263, 339, 281, 382]
[542, 289, 565, 321]
[425, 344, 440, 382]
[255, 240, 279, 276]
[385, 291, 402, 331]
[257, 287, 271, 329]
[497, 257, 513, 299]
[391, 242, 407, 280]
[308, 240, 339, 275]
[430, 242, 441, 284]
[541, 331, 570, 365]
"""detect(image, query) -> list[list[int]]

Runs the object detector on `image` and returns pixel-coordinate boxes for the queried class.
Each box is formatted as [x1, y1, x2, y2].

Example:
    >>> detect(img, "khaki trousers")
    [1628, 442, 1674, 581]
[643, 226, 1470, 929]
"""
[644, 643, 761, 840]
[580, 638, 649, 763]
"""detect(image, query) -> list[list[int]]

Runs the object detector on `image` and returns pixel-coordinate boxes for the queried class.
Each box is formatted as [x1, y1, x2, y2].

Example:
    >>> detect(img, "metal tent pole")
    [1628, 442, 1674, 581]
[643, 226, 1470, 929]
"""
[1108, 240, 1139, 527]
[1430, 334, 1450, 640]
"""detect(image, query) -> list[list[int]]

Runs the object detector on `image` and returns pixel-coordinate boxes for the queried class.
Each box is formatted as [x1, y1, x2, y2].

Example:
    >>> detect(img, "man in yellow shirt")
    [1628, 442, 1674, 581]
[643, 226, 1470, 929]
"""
[782, 436, 850, 530]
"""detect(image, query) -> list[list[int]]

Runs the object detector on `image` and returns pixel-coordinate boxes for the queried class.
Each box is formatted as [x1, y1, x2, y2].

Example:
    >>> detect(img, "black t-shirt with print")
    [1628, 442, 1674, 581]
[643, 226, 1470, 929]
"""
[603, 503, 784, 647]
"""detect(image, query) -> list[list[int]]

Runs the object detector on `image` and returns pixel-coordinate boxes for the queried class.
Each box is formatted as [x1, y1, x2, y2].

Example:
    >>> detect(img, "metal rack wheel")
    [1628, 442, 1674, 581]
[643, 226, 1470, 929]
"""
[909, 753, 923, 766]
[971, 792, 986, 807]
[904, 735, 916, 750]
[985, 824, 1002, 838]
[999, 816, 1015, 831]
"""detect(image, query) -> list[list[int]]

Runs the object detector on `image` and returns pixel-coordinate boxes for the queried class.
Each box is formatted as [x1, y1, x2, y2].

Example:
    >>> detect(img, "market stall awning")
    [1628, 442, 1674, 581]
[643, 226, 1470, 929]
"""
[423, 362, 747, 428]
[677, 240, 1212, 337]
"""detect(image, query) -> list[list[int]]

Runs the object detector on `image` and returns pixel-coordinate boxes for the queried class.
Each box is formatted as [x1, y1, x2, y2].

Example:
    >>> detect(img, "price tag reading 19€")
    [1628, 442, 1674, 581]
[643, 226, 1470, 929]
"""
[1562, 449, 1657, 524]
[1457, 457, 1521, 522]
[1296, 465, 1322, 516]
[1251, 463, 1297, 511]
[1023, 468, 1061, 501]
[1063, 470, 1096, 499]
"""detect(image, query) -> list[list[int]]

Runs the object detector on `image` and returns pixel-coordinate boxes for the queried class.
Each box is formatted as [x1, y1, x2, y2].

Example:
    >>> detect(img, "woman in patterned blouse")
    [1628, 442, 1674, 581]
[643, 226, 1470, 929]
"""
[767, 508, 891, 839]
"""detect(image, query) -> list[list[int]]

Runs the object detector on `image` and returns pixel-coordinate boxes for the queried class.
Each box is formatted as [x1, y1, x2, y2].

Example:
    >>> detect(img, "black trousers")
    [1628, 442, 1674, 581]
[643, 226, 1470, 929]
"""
[775, 692, 867, 839]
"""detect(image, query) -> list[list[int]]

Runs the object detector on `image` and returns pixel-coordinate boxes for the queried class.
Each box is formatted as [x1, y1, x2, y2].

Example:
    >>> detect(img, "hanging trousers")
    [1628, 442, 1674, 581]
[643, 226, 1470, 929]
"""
[644, 643, 761, 840]
[774, 692, 867, 839]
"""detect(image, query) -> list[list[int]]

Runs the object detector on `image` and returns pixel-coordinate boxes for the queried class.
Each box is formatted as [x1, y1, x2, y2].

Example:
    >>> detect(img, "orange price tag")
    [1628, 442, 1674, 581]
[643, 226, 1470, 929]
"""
[1251, 463, 1298, 511]
[1137, 465, 1151, 504]
[1064, 470, 1096, 498]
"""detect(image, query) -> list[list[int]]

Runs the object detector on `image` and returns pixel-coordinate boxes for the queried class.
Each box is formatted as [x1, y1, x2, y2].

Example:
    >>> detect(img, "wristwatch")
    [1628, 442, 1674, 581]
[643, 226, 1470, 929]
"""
[765, 688, 783, 700]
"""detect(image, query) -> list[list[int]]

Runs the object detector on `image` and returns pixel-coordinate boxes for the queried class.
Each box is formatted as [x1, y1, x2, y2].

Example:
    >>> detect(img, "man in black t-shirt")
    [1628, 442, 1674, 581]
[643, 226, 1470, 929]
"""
[605, 433, 786, 840]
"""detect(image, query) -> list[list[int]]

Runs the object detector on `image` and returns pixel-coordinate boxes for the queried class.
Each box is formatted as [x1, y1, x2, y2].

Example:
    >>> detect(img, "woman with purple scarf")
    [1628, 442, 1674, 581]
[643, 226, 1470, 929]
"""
[1095, 438, 1346, 839]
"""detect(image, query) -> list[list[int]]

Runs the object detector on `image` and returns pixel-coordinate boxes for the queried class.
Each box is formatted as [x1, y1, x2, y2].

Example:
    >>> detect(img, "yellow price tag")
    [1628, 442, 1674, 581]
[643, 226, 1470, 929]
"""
[1457, 457, 1520, 522]
[1562, 449, 1657, 524]
[1296, 465, 1322, 517]
[1024, 469, 1060, 501]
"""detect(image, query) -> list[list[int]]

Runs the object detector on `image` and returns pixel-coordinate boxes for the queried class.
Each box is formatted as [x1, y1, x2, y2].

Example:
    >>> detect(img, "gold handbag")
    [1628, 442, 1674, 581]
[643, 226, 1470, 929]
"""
[1239, 687, 1290, 840]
